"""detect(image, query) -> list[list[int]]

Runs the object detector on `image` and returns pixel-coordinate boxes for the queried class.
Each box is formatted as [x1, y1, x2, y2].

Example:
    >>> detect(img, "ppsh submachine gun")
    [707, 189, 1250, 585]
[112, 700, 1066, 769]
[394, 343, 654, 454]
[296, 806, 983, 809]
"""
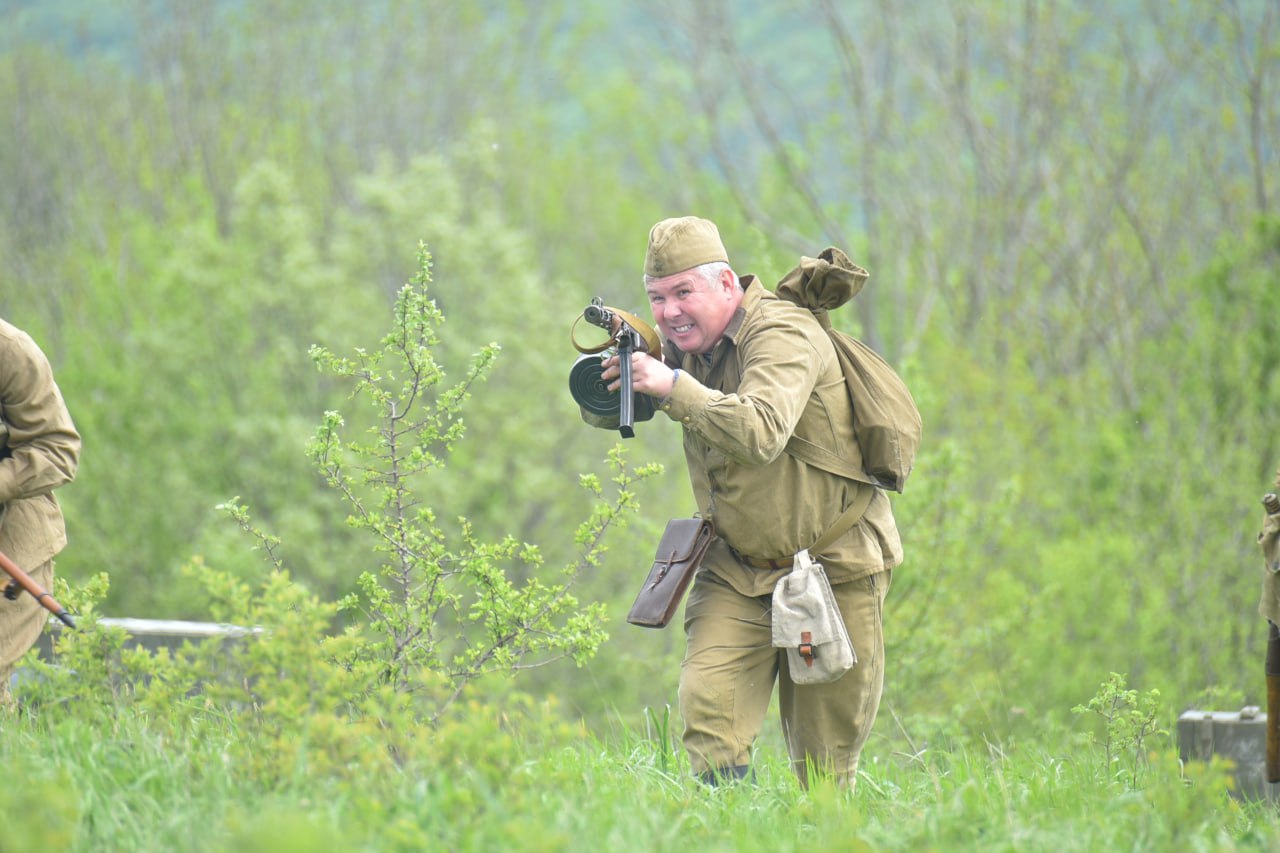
[569, 298, 662, 438]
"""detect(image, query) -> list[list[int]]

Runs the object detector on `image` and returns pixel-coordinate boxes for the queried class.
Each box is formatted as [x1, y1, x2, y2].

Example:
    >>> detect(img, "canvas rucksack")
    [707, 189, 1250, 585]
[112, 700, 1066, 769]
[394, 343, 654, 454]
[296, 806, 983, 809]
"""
[775, 248, 922, 493]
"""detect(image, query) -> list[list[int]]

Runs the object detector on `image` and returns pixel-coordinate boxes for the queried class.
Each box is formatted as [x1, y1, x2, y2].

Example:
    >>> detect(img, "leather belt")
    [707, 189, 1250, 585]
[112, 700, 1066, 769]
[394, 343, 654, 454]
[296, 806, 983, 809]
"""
[738, 552, 794, 571]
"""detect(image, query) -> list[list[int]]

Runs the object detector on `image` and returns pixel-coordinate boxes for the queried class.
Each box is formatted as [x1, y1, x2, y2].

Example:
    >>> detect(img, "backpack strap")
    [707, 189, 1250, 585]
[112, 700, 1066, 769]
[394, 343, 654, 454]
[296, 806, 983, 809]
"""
[809, 485, 876, 555]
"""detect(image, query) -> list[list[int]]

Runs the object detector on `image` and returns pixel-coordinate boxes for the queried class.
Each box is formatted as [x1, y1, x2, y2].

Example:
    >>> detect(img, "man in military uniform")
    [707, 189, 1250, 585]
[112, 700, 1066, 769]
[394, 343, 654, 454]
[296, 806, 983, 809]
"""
[594, 217, 902, 787]
[0, 318, 80, 703]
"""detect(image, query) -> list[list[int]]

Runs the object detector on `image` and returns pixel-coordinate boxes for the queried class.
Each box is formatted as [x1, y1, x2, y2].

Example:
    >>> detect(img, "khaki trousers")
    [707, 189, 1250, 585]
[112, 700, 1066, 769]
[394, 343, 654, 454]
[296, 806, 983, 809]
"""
[0, 558, 53, 704]
[679, 568, 890, 787]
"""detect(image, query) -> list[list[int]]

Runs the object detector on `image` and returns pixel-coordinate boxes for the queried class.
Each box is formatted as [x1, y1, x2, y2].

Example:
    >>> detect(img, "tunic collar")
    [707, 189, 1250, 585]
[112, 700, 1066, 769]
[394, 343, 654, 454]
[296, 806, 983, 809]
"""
[719, 274, 766, 349]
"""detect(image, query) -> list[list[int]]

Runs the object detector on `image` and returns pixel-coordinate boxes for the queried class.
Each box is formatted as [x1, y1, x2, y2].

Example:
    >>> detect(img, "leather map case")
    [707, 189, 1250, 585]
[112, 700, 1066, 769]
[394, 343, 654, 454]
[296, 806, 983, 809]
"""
[626, 517, 714, 628]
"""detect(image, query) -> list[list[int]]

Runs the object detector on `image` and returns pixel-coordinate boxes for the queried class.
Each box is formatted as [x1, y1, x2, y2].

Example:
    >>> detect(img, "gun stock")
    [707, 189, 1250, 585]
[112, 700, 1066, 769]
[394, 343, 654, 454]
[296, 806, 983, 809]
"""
[0, 550, 75, 629]
[1267, 622, 1280, 783]
[1265, 492, 1280, 781]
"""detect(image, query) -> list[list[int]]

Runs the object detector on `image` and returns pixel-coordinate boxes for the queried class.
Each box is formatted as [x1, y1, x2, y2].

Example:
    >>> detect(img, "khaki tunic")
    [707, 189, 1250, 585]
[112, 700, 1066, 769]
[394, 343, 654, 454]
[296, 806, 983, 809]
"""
[0, 319, 80, 685]
[657, 277, 902, 596]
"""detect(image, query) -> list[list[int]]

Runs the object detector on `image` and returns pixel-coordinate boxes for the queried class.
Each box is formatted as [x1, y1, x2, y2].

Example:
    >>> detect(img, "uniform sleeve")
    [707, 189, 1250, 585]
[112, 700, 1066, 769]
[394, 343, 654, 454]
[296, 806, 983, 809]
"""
[660, 316, 830, 467]
[0, 331, 81, 503]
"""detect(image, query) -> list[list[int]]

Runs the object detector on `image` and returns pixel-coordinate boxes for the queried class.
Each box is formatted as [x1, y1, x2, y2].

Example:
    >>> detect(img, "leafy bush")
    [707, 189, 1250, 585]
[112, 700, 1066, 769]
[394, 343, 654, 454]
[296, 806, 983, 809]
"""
[20, 242, 658, 787]
[1072, 671, 1166, 789]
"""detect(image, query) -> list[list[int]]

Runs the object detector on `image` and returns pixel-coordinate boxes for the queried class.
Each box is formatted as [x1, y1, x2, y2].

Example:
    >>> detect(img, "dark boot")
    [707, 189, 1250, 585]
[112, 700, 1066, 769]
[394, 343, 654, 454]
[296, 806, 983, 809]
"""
[697, 764, 754, 786]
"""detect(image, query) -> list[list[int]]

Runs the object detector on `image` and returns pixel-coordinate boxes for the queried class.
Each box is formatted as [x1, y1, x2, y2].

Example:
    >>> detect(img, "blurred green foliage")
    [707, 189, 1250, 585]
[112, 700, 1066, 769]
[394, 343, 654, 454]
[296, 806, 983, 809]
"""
[0, 0, 1277, 753]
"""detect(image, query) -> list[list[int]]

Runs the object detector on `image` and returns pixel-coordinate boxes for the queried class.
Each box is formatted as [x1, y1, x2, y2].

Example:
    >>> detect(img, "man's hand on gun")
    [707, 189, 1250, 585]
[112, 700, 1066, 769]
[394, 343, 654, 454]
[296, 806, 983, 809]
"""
[599, 350, 677, 399]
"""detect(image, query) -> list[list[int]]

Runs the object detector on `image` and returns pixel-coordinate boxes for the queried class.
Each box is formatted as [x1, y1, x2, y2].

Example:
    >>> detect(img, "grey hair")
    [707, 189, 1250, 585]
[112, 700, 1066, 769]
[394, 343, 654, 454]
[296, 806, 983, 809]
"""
[645, 260, 740, 289]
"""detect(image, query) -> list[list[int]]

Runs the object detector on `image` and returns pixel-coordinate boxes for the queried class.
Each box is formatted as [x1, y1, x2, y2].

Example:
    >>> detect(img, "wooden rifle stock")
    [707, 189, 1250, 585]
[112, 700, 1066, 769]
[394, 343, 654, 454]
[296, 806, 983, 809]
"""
[1265, 492, 1280, 782]
[0, 549, 75, 629]
[1268, 621, 1280, 783]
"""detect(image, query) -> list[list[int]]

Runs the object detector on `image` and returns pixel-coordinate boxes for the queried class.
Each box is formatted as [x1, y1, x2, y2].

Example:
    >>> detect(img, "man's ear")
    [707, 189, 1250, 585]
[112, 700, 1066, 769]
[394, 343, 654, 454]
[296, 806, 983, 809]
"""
[719, 267, 736, 295]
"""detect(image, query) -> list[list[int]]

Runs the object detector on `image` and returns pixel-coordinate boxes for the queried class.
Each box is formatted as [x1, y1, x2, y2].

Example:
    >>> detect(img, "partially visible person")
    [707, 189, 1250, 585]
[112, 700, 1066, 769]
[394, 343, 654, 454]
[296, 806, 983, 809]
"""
[0, 318, 80, 703]
[1259, 477, 1280, 626]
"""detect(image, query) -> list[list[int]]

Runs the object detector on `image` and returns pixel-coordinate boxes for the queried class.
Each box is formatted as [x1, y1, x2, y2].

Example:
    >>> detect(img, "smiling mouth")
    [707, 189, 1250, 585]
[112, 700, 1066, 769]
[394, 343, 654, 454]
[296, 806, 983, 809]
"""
[671, 323, 694, 334]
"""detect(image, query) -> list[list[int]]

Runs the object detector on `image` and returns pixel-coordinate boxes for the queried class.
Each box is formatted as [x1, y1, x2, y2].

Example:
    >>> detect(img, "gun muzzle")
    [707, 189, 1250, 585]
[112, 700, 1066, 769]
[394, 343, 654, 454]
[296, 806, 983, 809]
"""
[584, 304, 614, 331]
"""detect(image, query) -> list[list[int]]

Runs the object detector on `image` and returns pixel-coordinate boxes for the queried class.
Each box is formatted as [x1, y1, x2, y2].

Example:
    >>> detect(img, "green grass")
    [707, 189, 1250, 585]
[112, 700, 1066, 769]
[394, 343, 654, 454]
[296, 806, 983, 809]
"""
[3, 702, 1277, 853]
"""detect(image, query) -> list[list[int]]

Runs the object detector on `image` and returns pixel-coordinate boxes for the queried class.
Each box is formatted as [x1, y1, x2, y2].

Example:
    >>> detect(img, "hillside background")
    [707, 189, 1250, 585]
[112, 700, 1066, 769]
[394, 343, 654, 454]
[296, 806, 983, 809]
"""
[2, 0, 1278, 746]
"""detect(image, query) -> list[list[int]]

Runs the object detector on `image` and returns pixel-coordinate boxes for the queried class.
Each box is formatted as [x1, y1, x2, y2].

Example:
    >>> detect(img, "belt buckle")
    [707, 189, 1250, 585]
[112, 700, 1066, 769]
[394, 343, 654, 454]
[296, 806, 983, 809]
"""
[731, 546, 793, 572]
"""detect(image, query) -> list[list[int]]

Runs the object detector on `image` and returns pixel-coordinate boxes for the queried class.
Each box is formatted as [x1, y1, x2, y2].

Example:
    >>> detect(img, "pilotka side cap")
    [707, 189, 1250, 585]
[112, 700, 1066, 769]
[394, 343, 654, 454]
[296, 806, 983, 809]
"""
[644, 216, 729, 277]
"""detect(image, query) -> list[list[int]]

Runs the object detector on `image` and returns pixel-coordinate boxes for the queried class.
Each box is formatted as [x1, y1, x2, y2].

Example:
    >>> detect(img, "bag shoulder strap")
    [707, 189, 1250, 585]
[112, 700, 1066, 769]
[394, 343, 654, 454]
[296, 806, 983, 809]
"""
[809, 485, 876, 555]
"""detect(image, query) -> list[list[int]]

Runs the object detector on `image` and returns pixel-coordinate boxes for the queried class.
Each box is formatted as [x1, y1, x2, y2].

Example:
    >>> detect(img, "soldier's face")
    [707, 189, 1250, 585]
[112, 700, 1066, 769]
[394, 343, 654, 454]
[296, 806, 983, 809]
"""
[645, 268, 738, 354]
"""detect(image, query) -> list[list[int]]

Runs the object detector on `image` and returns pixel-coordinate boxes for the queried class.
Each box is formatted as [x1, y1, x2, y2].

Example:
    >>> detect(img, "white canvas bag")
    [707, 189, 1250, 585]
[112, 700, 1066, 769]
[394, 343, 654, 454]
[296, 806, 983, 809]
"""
[771, 549, 855, 685]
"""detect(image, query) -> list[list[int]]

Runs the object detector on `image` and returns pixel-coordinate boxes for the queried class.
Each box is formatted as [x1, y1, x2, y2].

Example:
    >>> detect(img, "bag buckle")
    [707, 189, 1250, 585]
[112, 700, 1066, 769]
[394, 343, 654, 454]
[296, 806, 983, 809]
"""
[648, 550, 678, 590]
[798, 630, 816, 667]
